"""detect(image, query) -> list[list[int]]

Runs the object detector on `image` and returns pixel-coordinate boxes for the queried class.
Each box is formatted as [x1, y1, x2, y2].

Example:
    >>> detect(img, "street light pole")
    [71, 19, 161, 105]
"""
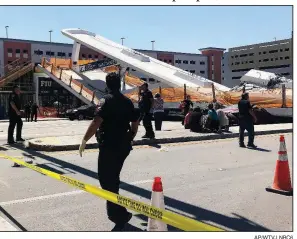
[5, 26, 9, 38]
[49, 30, 53, 43]
[121, 37, 125, 45]
[151, 40, 155, 50]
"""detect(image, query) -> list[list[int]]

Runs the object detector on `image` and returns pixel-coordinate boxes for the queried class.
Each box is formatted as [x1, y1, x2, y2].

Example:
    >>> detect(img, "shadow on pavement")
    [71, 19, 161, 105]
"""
[247, 147, 271, 152]
[10, 144, 270, 232]
[0, 206, 27, 231]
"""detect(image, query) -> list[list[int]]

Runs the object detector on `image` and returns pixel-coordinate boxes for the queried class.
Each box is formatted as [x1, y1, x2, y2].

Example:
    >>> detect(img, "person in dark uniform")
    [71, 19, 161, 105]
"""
[24, 101, 32, 122]
[7, 85, 24, 144]
[238, 93, 257, 148]
[79, 72, 139, 231]
[31, 103, 39, 122]
[189, 107, 203, 133]
[180, 95, 193, 125]
[138, 83, 155, 139]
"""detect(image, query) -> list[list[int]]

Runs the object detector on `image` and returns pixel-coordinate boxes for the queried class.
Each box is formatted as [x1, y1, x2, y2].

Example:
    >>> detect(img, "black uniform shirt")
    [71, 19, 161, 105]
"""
[139, 90, 153, 113]
[8, 93, 21, 117]
[95, 91, 138, 147]
[31, 104, 39, 113]
[238, 99, 252, 120]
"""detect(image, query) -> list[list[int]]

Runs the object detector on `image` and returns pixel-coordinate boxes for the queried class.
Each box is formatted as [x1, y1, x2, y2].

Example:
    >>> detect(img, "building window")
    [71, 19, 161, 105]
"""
[280, 57, 283, 60]
[280, 49, 283, 52]
[259, 52, 261, 55]
[263, 59, 269, 62]
[68, 53, 72, 57]
[222, 77, 224, 80]
[82, 54, 86, 58]
[190, 70, 195, 73]
[51, 52, 55, 56]
[57, 52, 66, 57]
[269, 50, 278, 54]
[232, 76, 241, 80]
[34, 50, 43, 55]
[240, 54, 247, 57]
[263, 51, 267, 54]
[275, 58, 278, 60]
[94, 55, 98, 59]
[175, 60, 181, 64]
[190, 60, 196, 64]
[259, 60, 262, 62]
[249, 60, 254, 63]
[285, 56, 290, 60]
[212, 62, 214, 65]
[23, 50, 28, 54]
[7, 48, 13, 53]
[149, 78, 155, 82]
[231, 56, 234, 58]
[183, 60, 188, 64]
[235, 62, 240, 65]
[200, 61, 205, 65]
[222, 64, 224, 66]
[46, 51, 51, 56]
[249, 53, 254, 56]
[88, 54, 92, 58]
[200, 70, 205, 74]
[131, 69, 136, 71]
[164, 59, 167, 63]
[285, 48, 289, 51]
[222, 70, 224, 73]
[271, 58, 274, 61]
[15, 49, 21, 54]
[235, 55, 238, 58]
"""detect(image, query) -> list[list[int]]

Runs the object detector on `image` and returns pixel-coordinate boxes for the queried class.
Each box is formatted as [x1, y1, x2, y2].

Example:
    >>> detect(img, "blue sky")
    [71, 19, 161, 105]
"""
[0, 6, 292, 53]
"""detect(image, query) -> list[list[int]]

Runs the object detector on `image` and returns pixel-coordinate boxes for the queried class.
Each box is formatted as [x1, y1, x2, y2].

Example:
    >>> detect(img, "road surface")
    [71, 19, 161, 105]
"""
[0, 133, 293, 231]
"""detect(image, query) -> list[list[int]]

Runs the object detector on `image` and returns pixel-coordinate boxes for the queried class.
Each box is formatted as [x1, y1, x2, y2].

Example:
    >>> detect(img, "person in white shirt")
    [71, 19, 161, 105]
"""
[153, 93, 164, 131]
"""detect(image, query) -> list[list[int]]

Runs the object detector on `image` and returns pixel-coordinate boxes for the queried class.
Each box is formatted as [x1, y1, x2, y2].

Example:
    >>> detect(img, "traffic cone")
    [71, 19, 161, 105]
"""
[147, 177, 168, 231]
[266, 135, 293, 196]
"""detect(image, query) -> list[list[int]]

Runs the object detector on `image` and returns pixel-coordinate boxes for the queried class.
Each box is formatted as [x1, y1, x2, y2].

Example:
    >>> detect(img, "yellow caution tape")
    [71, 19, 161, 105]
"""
[0, 154, 224, 232]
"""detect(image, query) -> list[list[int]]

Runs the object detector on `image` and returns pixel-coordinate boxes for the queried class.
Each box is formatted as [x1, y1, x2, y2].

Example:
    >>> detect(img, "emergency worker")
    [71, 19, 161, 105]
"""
[7, 85, 24, 144]
[24, 101, 31, 122]
[79, 72, 139, 231]
[31, 103, 39, 122]
[238, 92, 257, 148]
[138, 83, 155, 139]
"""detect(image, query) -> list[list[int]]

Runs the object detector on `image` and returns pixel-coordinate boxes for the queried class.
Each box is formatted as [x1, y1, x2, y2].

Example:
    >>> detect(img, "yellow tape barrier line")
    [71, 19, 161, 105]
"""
[0, 154, 224, 232]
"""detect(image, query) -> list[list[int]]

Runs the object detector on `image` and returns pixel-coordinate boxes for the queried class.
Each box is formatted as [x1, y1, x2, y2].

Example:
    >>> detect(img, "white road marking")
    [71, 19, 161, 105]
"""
[0, 216, 18, 231]
[0, 179, 153, 207]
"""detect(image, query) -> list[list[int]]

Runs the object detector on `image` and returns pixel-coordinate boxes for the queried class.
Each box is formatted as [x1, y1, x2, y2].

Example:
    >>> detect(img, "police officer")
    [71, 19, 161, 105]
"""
[31, 102, 39, 122]
[79, 72, 139, 231]
[238, 92, 257, 148]
[7, 85, 24, 144]
[138, 83, 155, 139]
[24, 101, 32, 122]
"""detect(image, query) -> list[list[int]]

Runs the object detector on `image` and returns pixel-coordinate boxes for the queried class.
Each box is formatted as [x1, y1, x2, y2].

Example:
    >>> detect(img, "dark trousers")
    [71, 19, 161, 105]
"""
[239, 118, 255, 145]
[141, 112, 155, 137]
[154, 112, 164, 131]
[8, 116, 23, 142]
[25, 111, 31, 122]
[98, 145, 131, 224]
[31, 111, 37, 122]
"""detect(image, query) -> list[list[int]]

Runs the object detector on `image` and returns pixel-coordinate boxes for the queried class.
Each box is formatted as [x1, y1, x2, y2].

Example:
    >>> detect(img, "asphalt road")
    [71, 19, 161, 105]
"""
[0, 133, 293, 231]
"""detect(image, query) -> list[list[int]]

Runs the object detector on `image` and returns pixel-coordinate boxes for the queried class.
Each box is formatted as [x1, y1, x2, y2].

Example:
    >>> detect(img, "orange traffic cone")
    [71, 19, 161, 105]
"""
[147, 177, 168, 231]
[266, 135, 293, 196]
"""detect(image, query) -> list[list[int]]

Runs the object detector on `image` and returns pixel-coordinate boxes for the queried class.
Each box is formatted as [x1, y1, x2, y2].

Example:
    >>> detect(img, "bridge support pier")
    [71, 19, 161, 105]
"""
[71, 41, 81, 72]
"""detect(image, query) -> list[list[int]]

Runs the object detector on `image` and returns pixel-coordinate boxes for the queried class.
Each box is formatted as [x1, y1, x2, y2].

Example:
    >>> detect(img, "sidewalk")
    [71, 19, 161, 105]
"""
[27, 123, 292, 151]
[0, 117, 67, 123]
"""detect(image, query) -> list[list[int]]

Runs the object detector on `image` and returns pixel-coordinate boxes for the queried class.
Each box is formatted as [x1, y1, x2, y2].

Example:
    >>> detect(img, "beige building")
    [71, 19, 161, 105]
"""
[222, 38, 293, 87]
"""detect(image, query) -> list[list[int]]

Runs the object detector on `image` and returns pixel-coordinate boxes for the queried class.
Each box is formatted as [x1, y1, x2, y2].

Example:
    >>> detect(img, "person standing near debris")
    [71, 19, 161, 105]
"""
[24, 101, 31, 122]
[180, 95, 193, 125]
[31, 103, 39, 122]
[78, 72, 139, 231]
[138, 83, 155, 139]
[153, 93, 164, 131]
[7, 85, 24, 144]
[238, 93, 257, 148]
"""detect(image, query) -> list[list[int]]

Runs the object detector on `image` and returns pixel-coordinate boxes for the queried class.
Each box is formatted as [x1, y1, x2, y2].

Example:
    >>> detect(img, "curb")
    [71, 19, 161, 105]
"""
[0, 118, 67, 123]
[27, 128, 292, 152]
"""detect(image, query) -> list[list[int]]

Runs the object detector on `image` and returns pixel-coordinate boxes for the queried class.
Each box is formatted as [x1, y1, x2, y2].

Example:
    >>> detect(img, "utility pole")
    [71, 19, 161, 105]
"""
[5, 26, 9, 38]
[121, 37, 125, 45]
[49, 30, 53, 43]
[151, 40, 155, 50]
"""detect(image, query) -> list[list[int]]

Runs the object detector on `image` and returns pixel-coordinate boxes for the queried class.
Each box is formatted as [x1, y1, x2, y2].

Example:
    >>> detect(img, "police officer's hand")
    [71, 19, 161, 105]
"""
[79, 140, 87, 157]
[16, 111, 21, 116]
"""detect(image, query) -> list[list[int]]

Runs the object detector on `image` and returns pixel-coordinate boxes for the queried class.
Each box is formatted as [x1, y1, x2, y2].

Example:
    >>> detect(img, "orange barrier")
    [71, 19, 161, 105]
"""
[38, 107, 58, 118]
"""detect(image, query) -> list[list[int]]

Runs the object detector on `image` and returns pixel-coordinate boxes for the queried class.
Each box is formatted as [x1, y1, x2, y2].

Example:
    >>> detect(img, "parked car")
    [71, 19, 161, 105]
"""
[66, 105, 96, 121]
